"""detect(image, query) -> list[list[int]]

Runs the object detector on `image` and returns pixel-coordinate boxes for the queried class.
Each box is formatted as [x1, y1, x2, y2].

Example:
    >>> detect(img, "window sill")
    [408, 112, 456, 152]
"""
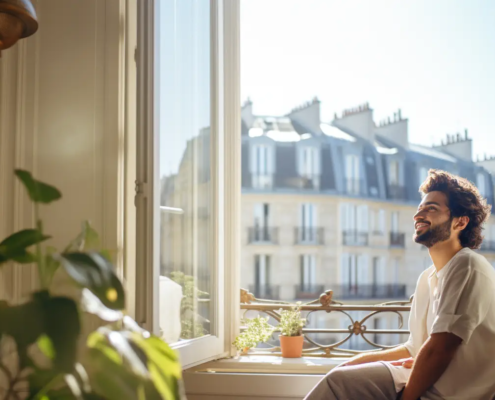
[186, 354, 344, 375]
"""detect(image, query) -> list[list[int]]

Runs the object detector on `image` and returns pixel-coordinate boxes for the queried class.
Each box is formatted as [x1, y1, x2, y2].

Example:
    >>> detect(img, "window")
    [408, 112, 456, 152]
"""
[372, 257, 386, 286]
[345, 154, 360, 194]
[341, 203, 368, 246]
[341, 254, 369, 293]
[300, 203, 316, 242]
[136, 0, 239, 368]
[253, 203, 270, 241]
[299, 147, 320, 177]
[389, 160, 400, 185]
[254, 255, 272, 298]
[419, 166, 428, 187]
[477, 172, 486, 197]
[391, 211, 399, 233]
[252, 144, 273, 189]
[300, 255, 316, 289]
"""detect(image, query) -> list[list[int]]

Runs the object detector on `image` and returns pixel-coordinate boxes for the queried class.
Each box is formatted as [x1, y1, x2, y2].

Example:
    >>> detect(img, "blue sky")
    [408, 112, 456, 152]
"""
[241, 0, 495, 159]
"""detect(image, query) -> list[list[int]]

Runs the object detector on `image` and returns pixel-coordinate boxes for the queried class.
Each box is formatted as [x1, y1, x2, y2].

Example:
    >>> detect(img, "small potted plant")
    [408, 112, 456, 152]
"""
[233, 316, 274, 354]
[278, 303, 306, 358]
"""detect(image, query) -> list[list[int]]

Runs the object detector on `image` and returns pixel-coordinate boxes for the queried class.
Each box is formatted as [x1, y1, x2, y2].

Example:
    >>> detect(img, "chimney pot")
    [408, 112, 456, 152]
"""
[465, 129, 468, 140]
[456, 133, 461, 142]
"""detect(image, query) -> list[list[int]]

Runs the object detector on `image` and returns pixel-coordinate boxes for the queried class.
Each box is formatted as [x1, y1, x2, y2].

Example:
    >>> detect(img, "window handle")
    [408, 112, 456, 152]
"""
[160, 206, 184, 215]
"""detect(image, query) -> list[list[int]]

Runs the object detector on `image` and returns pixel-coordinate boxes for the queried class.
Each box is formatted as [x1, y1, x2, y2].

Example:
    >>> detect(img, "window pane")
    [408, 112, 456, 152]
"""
[157, 0, 211, 344]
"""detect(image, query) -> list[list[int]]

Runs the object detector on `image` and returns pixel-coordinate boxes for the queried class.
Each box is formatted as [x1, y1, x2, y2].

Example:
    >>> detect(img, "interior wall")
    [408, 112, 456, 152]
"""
[0, 0, 129, 304]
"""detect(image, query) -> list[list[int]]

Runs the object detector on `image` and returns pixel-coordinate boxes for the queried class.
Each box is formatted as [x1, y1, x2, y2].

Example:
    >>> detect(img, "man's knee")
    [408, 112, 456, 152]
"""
[325, 367, 349, 386]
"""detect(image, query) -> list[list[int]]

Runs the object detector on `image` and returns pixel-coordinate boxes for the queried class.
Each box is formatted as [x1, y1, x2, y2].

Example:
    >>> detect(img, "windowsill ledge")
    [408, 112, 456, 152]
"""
[186, 354, 345, 375]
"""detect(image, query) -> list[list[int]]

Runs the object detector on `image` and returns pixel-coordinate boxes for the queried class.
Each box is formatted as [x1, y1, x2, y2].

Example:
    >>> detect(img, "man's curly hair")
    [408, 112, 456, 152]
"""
[419, 169, 492, 249]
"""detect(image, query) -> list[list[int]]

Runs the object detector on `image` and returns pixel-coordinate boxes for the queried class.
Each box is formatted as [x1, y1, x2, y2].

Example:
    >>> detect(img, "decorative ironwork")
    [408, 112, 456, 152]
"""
[240, 287, 412, 357]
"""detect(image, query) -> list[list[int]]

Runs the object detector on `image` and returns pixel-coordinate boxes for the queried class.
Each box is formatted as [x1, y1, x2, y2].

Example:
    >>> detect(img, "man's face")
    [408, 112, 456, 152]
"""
[413, 191, 453, 248]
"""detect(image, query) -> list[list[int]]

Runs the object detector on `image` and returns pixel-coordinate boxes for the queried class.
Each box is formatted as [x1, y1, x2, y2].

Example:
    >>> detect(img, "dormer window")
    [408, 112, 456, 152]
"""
[298, 146, 320, 189]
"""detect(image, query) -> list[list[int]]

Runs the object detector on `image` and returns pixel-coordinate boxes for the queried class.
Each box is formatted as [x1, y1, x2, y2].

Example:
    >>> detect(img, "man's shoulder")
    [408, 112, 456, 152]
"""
[449, 248, 495, 280]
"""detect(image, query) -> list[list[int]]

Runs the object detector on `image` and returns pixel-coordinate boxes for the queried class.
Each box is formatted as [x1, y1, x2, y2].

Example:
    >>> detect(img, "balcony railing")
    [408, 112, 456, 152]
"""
[299, 174, 320, 190]
[251, 173, 273, 190]
[248, 284, 280, 300]
[294, 227, 324, 245]
[240, 287, 411, 357]
[332, 284, 407, 300]
[247, 227, 279, 244]
[342, 230, 368, 246]
[390, 232, 405, 248]
[294, 284, 325, 299]
[387, 184, 406, 200]
[344, 178, 364, 196]
[480, 241, 495, 252]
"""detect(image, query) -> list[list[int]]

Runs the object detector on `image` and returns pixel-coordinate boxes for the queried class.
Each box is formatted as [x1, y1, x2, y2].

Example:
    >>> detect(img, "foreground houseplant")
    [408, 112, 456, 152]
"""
[0, 170, 183, 399]
[278, 303, 306, 358]
[233, 316, 274, 354]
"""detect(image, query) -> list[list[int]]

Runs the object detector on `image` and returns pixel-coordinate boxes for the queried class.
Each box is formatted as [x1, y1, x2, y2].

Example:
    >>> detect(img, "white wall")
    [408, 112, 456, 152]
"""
[0, 0, 132, 305]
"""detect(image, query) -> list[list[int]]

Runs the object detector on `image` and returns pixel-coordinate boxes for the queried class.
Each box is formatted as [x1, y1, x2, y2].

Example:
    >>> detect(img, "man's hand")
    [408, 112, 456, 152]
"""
[338, 346, 412, 368]
[390, 357, 414, 369]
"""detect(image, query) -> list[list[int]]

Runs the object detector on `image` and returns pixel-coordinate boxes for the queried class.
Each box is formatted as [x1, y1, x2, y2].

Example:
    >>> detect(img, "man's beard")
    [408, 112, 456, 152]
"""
[414, 218, 453, 248]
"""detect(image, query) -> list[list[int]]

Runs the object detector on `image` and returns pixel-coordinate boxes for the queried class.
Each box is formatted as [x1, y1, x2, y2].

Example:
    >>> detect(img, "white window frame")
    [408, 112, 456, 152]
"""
[300, 254, 316, 287]
[135, 0, 240, 369]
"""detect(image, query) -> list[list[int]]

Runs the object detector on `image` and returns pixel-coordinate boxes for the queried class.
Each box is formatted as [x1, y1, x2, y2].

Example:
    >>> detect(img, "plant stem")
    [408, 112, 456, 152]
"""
[32, 373, 62, 400]
[34, 204, 46, 289]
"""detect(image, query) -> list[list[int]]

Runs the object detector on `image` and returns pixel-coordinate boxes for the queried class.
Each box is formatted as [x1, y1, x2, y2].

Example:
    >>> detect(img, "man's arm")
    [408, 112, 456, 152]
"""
[400, 333, 462, 400]
[340, 345, 412, 367]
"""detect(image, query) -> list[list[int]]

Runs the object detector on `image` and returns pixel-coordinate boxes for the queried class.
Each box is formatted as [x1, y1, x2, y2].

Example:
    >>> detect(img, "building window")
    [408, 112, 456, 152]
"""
[252, 144, 273, 189]
[299, 147, 320, 188]
[391, 211, 399, 233]
[300, 255, 316, 289]
[419, 166, 428, 187]
[254, 255, 273, 298]
[389, 160, 400, 185]
[370, 209, 385, 235]
[372, 256, 386, 286]
[253, 203, 270, 241]
[299, 203, 316, 242]
[477, 172, 486, 197]
[345, 154, 360, 194]
[341, 254, 369, 295]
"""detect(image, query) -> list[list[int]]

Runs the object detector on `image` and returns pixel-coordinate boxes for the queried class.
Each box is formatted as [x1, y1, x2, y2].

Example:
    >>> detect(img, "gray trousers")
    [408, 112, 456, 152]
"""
[304, 362, 398, 400]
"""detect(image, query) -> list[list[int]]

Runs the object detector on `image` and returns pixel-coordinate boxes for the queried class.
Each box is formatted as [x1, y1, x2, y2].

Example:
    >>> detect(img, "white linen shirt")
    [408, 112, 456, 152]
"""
[381, 248, 495, 400]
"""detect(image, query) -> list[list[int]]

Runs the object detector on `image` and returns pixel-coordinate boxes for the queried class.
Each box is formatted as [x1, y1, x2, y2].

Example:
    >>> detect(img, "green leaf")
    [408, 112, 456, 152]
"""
[37, 334, 55, 359]
[14, 169, 62, 204]
[59, 252, 125, 310]
[0, 229, 49, 265]
[65, 221, 100, 253]
[38, 294, 81, 372]
[44, 248, 61, 286]
[81, 289, 123, 322]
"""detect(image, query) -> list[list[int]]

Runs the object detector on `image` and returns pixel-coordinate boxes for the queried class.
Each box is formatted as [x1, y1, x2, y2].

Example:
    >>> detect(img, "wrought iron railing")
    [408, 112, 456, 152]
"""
[294, 227, 324, 245]
[387, 184, 406, 200]
[390, 232, 405, 248]
[248, 227, 279, 244]
[332, 284, 407, 300]
[342, 230, 368, 246]
[240, 287, 412, 357]
[299, 174, 320, 190]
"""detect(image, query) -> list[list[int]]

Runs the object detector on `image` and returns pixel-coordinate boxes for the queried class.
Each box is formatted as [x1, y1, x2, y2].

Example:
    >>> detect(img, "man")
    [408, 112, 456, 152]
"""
[305, 170, 495, 400]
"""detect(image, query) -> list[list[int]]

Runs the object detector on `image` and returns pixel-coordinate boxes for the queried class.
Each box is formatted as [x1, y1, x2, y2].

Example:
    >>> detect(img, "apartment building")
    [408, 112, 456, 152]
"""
[240, 98, 495, 307]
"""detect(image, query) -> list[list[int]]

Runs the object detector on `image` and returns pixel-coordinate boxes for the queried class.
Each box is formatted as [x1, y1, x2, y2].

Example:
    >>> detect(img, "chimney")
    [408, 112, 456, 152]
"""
[332, 102, 375, 141]
[241, 98, 254, 127]
[288, 97, 321, 133]
[435, 131, 473, 162]
[375, 109, 409, 148]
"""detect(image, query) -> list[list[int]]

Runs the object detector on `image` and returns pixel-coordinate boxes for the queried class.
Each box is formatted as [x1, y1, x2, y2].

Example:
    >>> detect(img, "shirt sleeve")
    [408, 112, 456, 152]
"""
[403, 270, 430, 357]
[430, 264, 492, 345]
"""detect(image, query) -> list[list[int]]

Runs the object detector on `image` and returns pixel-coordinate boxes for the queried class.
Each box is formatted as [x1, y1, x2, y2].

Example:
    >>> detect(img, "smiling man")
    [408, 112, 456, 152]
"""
[305, 170, 495, 400]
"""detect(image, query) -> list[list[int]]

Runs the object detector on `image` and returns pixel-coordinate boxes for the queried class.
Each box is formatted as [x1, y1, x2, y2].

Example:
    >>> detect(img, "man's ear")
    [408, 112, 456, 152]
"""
[454, 216, 469, 231]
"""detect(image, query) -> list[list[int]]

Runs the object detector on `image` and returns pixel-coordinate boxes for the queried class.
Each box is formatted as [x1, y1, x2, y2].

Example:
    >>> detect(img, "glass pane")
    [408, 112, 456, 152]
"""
[157, 0, 211, 344]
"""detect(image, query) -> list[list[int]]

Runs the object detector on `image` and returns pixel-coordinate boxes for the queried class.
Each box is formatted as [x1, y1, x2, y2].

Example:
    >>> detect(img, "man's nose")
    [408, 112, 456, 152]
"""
[413, 210, 425, 221]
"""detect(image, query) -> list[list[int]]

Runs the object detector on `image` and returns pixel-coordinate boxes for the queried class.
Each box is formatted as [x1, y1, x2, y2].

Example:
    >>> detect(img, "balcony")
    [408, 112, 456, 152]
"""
[240, 288, 411, 357]
[480, 241, 495, 252]
[248, 284, 280, 300]
[299, 174, 320, 190]
[344, 178, 364, 196]
[251, 173, 273, 190]
[294, 284, 325, 299]
[390, 232, 405, 248]
[332, 284, 407, 300]
[294, 227, 324, 245]
[342, 230, 368, 246]
[387, 184, 406, 200]
[248, 227, 279, 244]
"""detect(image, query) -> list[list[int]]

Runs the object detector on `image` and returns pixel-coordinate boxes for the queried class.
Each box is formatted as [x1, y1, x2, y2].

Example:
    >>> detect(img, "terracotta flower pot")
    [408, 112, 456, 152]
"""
[279, 335, 304, 358]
